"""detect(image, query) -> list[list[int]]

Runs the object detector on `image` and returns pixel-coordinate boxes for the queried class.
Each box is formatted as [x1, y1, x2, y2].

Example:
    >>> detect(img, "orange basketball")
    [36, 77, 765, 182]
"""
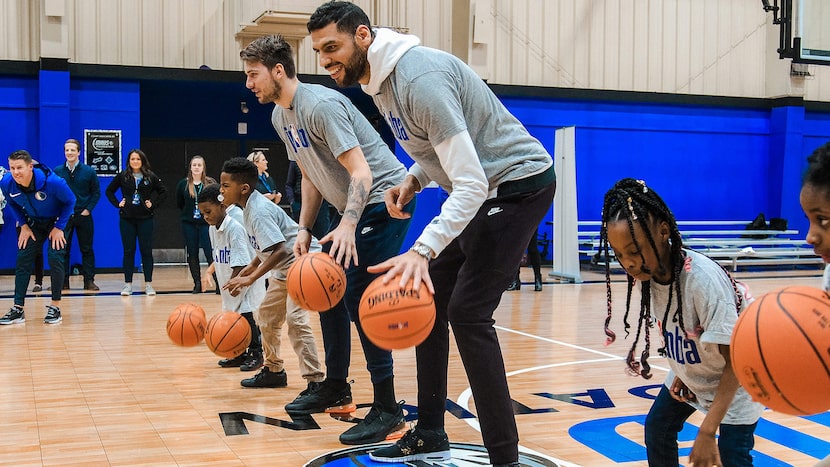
[166, 303, 207, 347]
[286, 252, 346, 312]
[358, 276, 436, 350]
[186, 303, 206, 320]
[730, 286, 830, 415]
[205, 311, 251, 358]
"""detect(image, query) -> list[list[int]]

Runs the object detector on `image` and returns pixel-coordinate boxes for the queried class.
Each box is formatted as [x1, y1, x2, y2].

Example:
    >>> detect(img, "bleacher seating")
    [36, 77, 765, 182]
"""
[577, 220, 821, 271]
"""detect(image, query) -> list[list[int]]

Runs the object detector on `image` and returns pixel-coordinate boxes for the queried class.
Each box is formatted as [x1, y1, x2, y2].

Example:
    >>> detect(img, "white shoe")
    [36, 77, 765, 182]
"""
[145, 284, 156, 296]
[121, 283, 132, 296]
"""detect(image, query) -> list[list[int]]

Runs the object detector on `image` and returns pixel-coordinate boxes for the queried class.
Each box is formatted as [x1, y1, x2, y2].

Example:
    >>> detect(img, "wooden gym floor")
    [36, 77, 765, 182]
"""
[0, 264, 827, 466]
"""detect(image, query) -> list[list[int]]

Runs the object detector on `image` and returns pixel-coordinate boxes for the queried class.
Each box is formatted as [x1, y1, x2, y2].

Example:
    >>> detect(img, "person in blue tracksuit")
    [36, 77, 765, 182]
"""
[0, 149, 76, 325]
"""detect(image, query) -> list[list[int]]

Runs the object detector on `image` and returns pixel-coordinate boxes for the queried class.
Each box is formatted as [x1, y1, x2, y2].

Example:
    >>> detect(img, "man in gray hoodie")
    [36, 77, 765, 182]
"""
[309, 3, 556, 466]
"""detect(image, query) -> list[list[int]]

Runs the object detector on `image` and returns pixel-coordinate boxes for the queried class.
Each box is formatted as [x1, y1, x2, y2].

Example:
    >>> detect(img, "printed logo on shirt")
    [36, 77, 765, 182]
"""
[9, 192, 20, 197]
[248, 234, 260, 252]
[360, 226, 373, 235]
[215, 246, 231, 264]
[487, 207, 503, 216]
[385, 111, 409, 141]
[283, 124, 309, 153]
[661, 323, 702, 365]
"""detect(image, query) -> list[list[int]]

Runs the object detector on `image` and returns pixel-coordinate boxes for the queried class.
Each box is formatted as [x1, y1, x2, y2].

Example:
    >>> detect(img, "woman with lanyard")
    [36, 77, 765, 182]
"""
[175, 155, 216, 293]
[106, 148, 167, 296]
[247, 151, 282, 204]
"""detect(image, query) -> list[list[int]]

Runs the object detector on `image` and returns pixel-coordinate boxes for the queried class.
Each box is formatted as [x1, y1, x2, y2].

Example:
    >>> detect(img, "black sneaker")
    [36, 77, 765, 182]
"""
[339, 402, 405, 445]
[285, 380, 353, 414]
[240, 351, 263, 372]
[0, 307, 25, 325]
[218, 352, 248, 368]
[44, 305, 62, 324]
[240, 367, 287, 388]
[369, 426, 451, 463]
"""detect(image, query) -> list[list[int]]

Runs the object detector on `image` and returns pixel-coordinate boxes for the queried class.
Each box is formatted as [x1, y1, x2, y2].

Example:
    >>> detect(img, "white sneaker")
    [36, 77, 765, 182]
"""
[145, 284, 156, 296]
[121, 283, 132, 296]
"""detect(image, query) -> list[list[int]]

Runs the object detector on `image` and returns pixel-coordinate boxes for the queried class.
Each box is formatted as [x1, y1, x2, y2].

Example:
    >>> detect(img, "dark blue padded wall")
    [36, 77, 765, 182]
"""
[0, 76, 39, 157]
[504, 97, 773, 218]
[0, 76, 40, 269]
[68, 79, 141, 272]
[501, 96, 830, 244]
[39, 70, 70, 168]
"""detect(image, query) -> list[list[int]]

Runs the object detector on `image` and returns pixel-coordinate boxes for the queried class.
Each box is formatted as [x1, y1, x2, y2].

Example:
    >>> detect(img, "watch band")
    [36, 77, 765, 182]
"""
[410, 243, 433, 261]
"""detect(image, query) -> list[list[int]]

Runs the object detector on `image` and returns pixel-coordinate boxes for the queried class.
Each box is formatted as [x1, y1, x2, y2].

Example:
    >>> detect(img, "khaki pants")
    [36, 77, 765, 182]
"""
[254, 277, 323, 382]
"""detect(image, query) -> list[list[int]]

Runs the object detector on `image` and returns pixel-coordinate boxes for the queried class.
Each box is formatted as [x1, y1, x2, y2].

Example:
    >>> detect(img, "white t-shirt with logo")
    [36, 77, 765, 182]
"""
[650, 249, 764, 425]
[209, 204, 265, 313]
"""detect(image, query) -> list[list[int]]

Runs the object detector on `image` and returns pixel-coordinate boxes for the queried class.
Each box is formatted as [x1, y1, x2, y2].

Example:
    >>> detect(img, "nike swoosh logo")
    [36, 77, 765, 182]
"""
[9, 193, 21, 197]
[487, 207, 503, 216]
[361, 226, 373, 235]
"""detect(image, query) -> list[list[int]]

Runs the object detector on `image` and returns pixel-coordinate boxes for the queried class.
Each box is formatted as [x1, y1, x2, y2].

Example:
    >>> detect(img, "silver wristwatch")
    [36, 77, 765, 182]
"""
[410, 242, 434, 261]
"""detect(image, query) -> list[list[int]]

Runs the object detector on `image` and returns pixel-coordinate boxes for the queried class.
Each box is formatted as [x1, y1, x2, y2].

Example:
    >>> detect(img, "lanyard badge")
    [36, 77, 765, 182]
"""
[193, 183, 202, 218]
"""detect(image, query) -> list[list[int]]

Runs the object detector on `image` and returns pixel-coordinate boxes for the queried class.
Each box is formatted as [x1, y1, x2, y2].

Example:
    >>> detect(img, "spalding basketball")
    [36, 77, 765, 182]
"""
[730, 286, 830, 415]
[166, 303, 207, 347]
[358, 276, 436, 350]
[286, 252, 346, 312]
[205, 311, 251, 358]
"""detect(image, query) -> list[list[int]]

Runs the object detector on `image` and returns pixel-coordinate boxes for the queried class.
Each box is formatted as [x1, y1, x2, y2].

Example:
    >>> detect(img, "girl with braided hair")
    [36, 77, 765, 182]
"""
[600, 178, 762, 467]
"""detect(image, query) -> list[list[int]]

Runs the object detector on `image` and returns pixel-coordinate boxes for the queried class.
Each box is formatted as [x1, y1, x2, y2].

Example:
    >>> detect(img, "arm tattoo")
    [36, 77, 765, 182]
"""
[344, 177, 368, 223]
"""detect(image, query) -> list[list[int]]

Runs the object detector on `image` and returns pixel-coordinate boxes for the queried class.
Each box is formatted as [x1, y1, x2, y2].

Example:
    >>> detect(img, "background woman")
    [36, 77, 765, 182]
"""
[247, 151, 282, 204]
[106, 149, 167, 296]
[175, 155, 215, 293]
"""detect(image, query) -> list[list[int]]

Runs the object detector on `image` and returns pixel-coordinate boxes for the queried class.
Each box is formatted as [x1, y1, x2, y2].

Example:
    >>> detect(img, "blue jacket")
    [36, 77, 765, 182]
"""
[0, 164, 76, 230]
[53, 162, 101, 215]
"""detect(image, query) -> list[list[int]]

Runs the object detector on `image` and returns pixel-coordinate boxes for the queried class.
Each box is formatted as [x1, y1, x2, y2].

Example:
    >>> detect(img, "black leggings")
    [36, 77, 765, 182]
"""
[119, 217, 155, 283]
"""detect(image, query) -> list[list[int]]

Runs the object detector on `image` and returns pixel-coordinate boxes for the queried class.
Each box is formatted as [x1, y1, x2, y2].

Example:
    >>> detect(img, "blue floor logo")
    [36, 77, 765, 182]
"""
[304, 443, 561, 467]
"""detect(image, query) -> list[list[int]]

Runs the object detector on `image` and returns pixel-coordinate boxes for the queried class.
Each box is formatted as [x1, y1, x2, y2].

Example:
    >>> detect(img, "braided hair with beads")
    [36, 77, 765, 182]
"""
[599, 178, 743, 379]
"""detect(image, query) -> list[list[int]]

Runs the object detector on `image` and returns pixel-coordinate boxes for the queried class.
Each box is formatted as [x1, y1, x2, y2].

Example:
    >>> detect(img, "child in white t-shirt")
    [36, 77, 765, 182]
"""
[219, 157, 324, 389]
[197, 183, 266, 372]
